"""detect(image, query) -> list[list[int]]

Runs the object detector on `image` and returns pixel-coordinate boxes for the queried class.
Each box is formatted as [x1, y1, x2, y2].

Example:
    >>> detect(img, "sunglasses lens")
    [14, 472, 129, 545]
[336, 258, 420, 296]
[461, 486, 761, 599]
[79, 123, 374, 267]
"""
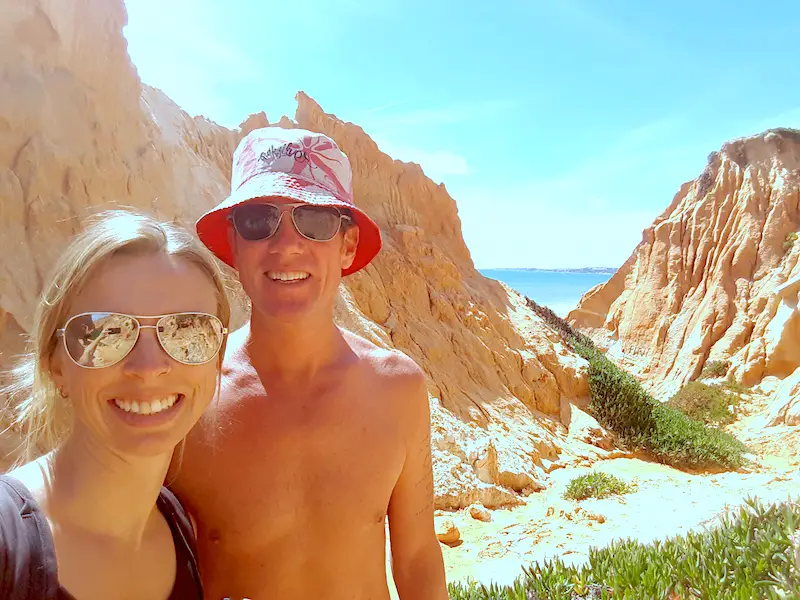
[157, 313, 225, 365]
[293, 205, 342, 241]
[232, 204, 281, 241]
[63, 313, 139, 368]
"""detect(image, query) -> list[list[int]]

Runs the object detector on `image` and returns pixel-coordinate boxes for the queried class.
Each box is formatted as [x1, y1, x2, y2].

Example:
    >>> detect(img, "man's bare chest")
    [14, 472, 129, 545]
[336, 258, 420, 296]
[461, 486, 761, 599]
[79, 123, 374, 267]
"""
[178, 388, 406, 547]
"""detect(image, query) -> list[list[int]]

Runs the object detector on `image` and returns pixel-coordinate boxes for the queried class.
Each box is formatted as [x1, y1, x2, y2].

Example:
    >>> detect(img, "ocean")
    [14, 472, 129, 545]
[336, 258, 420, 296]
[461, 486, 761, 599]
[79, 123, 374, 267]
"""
[478, 269, 613, 317]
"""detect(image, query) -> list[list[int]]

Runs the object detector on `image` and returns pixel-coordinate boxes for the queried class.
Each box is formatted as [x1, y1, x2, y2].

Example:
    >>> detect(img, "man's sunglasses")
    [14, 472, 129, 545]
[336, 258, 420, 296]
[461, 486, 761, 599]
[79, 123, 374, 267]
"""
[56, 312, 227, 369]
[228, 202, 352, 243]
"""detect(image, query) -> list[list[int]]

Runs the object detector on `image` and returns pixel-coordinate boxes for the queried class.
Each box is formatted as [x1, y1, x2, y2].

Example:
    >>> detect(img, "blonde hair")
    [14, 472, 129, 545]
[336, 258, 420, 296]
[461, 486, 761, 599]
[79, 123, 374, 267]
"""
[2, 209, 231, 466]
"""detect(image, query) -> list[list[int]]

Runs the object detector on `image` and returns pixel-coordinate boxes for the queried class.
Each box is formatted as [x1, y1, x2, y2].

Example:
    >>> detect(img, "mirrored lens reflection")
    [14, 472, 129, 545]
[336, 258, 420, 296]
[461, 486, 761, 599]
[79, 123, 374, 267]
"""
[235, 204, 281, 240]
[157, 314, 224, 364]
[64, 313, 139, 368]
[293, 205, 341, 240]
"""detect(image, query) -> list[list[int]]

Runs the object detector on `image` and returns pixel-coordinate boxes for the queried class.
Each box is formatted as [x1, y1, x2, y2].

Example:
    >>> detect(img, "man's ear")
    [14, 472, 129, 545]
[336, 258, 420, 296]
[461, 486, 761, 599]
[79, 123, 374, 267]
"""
[340, 224, 359, 271]
[227, 224, 239, 270]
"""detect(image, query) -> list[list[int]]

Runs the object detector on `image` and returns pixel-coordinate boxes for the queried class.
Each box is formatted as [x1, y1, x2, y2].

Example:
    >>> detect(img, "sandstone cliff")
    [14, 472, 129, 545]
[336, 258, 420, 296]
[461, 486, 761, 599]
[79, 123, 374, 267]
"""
[0, 0, 239, 342]
[570, 130, 800, 408]
[1, 0, 603, 508]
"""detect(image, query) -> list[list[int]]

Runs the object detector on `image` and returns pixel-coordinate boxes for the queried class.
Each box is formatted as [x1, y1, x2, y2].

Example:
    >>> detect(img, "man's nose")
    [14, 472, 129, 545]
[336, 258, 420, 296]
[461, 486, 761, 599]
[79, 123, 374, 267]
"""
[269, 211, 305, 252]
[122, 329, 171, 380]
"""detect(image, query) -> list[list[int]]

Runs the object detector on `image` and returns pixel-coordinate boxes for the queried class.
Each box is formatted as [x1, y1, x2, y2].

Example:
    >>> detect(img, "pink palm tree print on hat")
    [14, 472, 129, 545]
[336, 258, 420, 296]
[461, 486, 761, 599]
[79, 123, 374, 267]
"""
[288, 135, 352, 200]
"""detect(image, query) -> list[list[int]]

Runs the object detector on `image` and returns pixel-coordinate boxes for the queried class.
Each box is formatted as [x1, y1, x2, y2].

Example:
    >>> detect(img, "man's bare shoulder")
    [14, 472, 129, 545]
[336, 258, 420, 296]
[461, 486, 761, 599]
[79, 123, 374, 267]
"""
[341, 329, 426, 392]
[219, 327, 258, 381]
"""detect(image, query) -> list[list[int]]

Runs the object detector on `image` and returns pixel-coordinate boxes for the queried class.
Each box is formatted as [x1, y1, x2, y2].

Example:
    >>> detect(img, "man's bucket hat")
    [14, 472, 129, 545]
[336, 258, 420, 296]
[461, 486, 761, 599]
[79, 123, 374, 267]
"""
[196, 127, 382, 275]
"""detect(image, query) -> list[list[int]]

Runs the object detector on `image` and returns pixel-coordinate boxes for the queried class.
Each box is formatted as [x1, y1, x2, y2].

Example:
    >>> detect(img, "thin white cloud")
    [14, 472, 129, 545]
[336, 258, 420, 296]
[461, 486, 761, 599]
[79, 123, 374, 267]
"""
[363, 99, 521, 129]
[535, 0, 676, 61]
[376, 140, 469, 183]
[124, 2, 261, 78]
[363, 100, 411, 114]
[610, 116, 687, 153]
[449, 115, 710, 269]
[462, 198, 656, 270]
[514, 114, 692, 198]
[354, 99, 519, 184]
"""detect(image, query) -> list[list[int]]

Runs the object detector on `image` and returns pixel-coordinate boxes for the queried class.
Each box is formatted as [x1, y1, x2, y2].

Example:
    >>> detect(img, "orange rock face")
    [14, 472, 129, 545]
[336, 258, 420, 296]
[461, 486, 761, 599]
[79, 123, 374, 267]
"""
[570, 130, 800, 401]
[1, 0, 596, 507]
[0, 1, 238, 341]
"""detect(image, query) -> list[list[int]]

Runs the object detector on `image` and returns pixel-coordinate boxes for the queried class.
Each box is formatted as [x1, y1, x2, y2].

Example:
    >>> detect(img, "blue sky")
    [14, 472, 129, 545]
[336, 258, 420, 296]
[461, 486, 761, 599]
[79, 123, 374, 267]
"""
[123, 0, 800, 269]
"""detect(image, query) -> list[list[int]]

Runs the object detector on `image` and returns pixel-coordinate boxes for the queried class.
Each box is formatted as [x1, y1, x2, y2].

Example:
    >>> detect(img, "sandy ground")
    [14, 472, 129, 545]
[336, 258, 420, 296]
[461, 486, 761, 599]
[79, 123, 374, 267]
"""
[393, 386, 800, 591]
[440, 453, 799, 586]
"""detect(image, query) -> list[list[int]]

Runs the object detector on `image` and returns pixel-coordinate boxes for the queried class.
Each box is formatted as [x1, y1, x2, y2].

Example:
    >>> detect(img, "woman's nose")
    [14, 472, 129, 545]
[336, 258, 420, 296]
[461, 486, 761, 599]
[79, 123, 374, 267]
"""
[121, 329, 171, 379]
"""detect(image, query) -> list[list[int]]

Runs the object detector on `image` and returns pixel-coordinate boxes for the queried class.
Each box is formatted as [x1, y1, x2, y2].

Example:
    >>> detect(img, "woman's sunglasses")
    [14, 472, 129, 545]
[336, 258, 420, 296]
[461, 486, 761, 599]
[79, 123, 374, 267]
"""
[228, 202, 352, 243]
[56, 312, 227, 369]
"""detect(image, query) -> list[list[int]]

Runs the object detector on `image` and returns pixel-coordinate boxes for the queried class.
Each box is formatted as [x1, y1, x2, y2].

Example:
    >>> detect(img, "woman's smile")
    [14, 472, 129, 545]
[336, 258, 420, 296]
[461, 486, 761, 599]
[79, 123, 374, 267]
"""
[109, 393, 185, 427]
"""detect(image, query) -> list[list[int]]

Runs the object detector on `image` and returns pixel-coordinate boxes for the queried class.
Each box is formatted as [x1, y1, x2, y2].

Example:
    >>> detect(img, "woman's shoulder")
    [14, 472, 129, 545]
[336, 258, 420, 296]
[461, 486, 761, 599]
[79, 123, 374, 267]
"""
[4, 458, 50, 503]
[0, 474, 32, 521]
[0, 472, 46, 522]
[0, 474, 60, 599]
[0, 474, 35, 570]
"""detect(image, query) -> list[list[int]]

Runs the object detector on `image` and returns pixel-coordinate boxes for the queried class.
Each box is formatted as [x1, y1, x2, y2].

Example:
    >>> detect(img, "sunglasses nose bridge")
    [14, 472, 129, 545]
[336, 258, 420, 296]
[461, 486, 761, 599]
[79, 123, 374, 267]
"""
[269, 209, 308, 248]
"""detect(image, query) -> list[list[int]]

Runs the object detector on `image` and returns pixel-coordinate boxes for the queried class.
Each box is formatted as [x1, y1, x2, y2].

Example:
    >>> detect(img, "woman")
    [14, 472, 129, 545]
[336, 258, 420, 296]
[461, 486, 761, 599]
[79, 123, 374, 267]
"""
[0, 209, 231, 599]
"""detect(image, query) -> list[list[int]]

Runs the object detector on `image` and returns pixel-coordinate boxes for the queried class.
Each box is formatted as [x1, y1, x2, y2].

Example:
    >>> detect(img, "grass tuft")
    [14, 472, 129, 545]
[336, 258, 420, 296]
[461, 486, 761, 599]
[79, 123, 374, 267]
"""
[563, 471, 637, 501]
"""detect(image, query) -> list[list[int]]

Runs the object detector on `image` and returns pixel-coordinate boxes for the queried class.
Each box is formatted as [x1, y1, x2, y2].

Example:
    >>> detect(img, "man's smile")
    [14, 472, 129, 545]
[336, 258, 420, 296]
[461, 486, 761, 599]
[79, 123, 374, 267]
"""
[267, 271, 311, 283]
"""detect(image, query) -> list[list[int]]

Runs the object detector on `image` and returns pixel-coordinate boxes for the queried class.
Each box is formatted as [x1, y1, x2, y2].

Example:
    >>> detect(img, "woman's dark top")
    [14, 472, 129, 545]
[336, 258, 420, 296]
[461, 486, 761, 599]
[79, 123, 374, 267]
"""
[0, 474, 203, 599]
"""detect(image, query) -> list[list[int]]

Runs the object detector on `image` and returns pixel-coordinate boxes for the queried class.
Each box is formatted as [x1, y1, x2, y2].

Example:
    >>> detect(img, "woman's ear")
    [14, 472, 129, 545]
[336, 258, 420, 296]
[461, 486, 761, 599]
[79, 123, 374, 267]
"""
[50, 345, 68, 397]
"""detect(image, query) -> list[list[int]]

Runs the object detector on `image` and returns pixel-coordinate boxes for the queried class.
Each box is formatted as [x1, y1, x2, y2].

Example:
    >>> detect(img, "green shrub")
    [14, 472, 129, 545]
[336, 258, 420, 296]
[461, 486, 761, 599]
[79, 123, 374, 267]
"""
[584, 350, 745, 469]
[563, 471, 637, 501]
[722, 376, 750, 394]
[648, 403, 745, 468]
[525, 297, 747, 470]
[574, 340, 655, 442]
[783, 231, 798, 252]
[667, 381, 738, 425]
[448, 498, 800, 600]
[700, 359, 730, 379]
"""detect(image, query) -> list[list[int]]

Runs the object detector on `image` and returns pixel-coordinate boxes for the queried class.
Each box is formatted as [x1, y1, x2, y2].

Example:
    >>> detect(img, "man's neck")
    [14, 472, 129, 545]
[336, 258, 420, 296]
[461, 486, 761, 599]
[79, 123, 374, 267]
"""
[41, 433, 170, 545]
[244, 308, 344, 385]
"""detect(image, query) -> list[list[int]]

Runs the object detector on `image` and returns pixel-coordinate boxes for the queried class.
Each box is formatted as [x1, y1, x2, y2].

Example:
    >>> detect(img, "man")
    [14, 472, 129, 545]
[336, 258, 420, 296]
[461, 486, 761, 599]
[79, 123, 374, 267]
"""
[172, 127, 448, 599]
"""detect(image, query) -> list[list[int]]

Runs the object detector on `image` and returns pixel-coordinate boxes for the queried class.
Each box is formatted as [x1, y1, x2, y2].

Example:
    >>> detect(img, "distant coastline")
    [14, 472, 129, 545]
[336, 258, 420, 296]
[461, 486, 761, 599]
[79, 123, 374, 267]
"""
[479, 268, 614, 317]
[480, 267, 617, 275]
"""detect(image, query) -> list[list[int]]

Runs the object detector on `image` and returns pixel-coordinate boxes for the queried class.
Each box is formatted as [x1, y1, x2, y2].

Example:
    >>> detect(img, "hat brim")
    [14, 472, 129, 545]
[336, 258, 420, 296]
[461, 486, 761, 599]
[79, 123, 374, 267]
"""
[196, 171, 382, 276]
